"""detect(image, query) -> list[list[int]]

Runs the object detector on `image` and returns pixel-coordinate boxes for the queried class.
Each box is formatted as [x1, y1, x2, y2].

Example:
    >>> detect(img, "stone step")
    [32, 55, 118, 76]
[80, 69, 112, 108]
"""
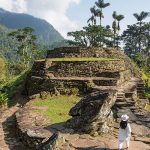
[137, 83, 145, 85]
[116, 96, 124, 98]
[126, 101, 135, 105]
[115, 102, 128, 106]
[91, 86, 117, 91]
[137, 86, 145, 90]
[117, 93, 125, 96]
[93, 79, 118, 86]
[137, 93, 146, 96]
[129, 106, 137, 111]
[137, 90, 145, 92]
[118, 106, 132, 110]
[116, 98, 125, 102]
[137, 117, 150, 122]
[125, 92, 134, 98]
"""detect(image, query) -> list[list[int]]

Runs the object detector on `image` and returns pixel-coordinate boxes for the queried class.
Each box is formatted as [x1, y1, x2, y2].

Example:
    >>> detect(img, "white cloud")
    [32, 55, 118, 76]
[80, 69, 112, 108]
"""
[0, 0, 81, 38]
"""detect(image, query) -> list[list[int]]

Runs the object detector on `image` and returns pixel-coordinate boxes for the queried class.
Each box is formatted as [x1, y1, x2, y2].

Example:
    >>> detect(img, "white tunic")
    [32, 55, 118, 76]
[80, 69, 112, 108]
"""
[118, 123, 131, 141]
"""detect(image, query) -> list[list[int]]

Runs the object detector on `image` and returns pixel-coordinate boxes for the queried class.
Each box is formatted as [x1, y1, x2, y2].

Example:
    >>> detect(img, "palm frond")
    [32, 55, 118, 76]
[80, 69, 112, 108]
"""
[102, 3, 110, 8]
[133, 11, 148, 21]
[112, 11, 117, 19]
[116, 15, 125, 21]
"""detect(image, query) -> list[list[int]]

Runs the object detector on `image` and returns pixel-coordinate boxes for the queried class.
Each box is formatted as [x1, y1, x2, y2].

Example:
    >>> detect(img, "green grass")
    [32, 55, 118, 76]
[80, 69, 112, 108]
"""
[32, 95, 80, 124]
[145, 104, 150, 112]
[46, 57, 119, 62]
[1, 69, 30, 106]
[141, 72, 150, 100]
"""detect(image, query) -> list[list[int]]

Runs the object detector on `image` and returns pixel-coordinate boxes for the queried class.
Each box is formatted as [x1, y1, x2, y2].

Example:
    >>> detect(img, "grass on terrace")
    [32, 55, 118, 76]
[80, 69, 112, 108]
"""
[45, 57, 120, 62]
[32, 95, 80, 124]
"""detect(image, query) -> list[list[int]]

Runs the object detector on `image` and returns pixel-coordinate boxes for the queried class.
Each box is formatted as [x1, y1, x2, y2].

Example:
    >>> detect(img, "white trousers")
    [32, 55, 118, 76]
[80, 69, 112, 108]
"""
[118, 138, 130, 149]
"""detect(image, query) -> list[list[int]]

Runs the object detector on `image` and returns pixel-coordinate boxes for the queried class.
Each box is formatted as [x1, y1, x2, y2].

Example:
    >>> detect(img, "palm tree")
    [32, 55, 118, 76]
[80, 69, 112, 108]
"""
[112, 11, 117, 47]
[116, 14, 124, 49]
[87, 6, 97, 25]
[133, 11, 149, 52]
[87, 15, 96, 25]
[95, 0, 110, 26]
[95, 0, 110, 47]
[133, 11, 149, 26]
[116, 15, 124, 32]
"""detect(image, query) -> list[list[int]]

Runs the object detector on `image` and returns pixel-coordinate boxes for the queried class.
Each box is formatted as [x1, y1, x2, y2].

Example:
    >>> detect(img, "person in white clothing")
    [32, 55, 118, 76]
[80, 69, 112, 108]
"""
[118, 114, 131, 150]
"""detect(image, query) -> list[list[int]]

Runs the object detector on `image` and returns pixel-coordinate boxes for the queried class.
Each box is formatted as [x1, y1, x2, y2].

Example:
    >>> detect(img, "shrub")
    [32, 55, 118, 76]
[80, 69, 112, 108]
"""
[70, 88, 79, 95]
[0, 92, 8, 107]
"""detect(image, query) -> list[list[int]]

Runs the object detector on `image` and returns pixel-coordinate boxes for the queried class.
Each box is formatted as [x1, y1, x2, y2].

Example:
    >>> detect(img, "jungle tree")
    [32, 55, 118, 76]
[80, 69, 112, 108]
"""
[122, 22, 150, 71]
[116, 14, 124, 49]
[133, 11, 149, 52]
[68, 24, 113, 47]
[8, 27, 37, 68]
[87, 6, 97, 25]
[95, 0, 110, 47]
[112, 11, 117, 47]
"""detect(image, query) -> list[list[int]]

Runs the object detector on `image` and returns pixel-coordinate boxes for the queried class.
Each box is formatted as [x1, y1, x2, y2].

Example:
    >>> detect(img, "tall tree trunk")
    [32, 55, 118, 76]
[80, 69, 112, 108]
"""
[139, 21, 142, 53]
[99, 16, 102, 47]
[113, 30, 116, 48]
[117, 22, 120, 49]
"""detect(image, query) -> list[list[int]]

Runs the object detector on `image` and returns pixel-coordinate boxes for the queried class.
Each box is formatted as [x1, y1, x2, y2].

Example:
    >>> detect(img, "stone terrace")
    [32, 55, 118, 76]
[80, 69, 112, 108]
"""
[25, 47, 136, 97]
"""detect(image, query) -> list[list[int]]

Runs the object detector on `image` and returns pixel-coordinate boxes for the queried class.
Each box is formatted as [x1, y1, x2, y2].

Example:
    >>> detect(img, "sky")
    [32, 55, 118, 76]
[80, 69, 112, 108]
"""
[0, 0, 150, 38]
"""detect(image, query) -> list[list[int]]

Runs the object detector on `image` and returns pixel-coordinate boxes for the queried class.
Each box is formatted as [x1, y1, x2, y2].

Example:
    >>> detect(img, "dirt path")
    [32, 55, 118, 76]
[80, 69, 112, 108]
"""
[0, 106, 27, 150]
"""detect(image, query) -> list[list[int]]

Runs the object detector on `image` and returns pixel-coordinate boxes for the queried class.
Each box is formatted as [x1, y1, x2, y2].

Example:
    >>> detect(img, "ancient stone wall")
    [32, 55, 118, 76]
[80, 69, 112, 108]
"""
[45, 60, 128, 77]
[47, 47, 127, 59]
[15, 104, 53, 149]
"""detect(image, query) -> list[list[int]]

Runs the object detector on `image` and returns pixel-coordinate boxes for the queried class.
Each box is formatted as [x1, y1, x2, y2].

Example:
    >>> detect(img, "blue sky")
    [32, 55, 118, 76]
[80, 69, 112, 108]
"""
[0, 0, 149, 38]
[68, 0, 150, 32]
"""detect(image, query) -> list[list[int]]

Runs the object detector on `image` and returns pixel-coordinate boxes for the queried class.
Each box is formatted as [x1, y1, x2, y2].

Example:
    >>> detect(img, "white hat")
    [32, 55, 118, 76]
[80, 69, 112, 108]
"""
[121, 114, 129, 121]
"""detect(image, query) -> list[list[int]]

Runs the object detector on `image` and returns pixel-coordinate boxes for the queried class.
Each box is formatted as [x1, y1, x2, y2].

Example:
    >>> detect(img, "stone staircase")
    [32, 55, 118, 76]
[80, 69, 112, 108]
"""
[112, 80, 150, 128]
[137, 82, 147, 99]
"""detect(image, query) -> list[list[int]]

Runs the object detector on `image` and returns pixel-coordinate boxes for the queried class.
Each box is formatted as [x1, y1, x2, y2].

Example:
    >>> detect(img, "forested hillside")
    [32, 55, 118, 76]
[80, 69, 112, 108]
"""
[0, 8, 64, 46]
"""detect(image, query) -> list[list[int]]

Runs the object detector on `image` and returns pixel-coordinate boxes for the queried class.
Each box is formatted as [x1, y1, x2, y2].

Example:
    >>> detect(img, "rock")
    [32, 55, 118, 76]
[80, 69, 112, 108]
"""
[67, 91, 116, 134]
[40, 91, 49, 99]
[27, 129, 45, 139]
[135, 137, 150, 144]
[131, 123, 150, 137]
[63, 128, 74, 134]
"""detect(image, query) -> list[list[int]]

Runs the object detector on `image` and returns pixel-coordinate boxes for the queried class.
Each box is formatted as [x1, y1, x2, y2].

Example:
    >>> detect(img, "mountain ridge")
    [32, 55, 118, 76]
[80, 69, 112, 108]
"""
[0, 8, 64, 46]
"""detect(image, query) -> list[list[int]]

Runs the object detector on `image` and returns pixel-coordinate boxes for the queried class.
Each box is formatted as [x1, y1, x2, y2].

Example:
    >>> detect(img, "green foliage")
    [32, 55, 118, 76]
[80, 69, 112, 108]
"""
[2, 70, 29, 106]
[0, 8, 64, 46]
[70, 88, 79, 95]
[0, 92, 8, 107]
[141, 72, 150, 100]
[122, 22, 150, 72]
[8, 27, 37, 68]
[68, 24, 113, 47]
[68, 0, 126, 49]
[0, 57, 7, 86]
[32, 95, 80, 124]
[133, 11, 149, 22]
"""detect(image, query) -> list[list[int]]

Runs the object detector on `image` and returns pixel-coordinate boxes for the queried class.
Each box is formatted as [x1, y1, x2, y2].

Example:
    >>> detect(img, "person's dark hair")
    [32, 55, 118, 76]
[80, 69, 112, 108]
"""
[120, 120, 127, 129]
